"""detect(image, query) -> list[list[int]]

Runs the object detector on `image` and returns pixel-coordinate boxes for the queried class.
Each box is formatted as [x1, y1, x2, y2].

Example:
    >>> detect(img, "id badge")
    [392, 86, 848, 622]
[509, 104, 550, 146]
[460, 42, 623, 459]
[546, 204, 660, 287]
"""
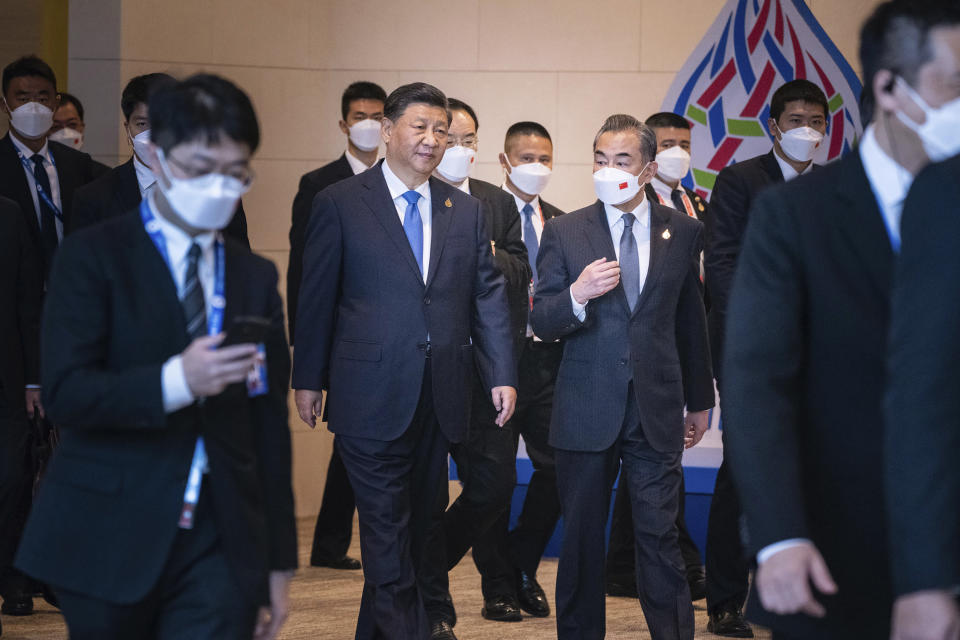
[246, 343, 268, 397]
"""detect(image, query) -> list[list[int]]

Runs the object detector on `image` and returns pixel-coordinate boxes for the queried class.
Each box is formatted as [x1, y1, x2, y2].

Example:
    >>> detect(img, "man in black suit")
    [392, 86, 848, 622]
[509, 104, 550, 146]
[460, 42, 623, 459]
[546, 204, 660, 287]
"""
[702, 78, 828, 638]
[1, 55, 107, 282]
[532, 114, 714, 640]
[607, 110, 711, 604]
[292, 82, 517, 640]
[470, 120, 566, 623]
[288, 80, 387, 573]
[424, 98, 530, 626]
[0, 196, 42, 628]
[69, 73, 250, 247]
[721, 4, 960, 638]
[15, 74, 298, 640]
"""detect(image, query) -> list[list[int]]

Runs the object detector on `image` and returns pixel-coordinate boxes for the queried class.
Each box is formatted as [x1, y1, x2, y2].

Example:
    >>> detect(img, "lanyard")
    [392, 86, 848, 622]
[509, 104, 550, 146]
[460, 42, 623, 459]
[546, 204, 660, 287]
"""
[139, 198, 225, 529]
[16, 147, 62, 220]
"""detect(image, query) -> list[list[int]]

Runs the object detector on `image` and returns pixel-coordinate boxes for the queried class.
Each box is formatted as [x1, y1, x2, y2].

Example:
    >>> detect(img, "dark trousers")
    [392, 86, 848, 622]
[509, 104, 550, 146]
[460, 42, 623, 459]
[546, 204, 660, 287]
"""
[337, 363, 451, 640]
[705, 445, 749, 613]
[605, 471, 703, 583]
[309, 447, 355, 564]
[472, 339, 563, 600]
[54, 491, 257, 640]
[555, 383, 694, 640]
[0, 402, 33, 601]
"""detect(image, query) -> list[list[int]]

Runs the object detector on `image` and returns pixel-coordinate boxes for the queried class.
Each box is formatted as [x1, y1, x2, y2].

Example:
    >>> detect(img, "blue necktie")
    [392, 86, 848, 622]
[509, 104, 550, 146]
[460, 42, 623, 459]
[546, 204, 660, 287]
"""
[620, 213, 639, 311]
[401, 190, 423, 275]
[521, 203, 539, 286]
[32, 155, 59, 271]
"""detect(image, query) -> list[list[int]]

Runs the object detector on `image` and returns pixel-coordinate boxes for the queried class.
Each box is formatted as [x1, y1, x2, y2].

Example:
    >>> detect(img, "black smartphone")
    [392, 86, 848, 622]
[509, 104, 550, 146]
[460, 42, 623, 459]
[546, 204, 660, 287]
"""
[221, 316, 270, 347]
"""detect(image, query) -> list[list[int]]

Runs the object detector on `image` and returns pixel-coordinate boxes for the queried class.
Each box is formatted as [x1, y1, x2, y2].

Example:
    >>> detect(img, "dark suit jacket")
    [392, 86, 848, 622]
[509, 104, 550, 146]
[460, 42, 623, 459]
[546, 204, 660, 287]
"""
[468, 178, 530, 347]
[0, 134, 104, 279]
[884, 154, 960, 597]
[531, 200, 714, 454]
[0, 196, 42, 413]
[16, 212, 297, 605]
[291, 161, 517, 444]
[645, 182, 712, 308]
[68, 157, 251, 247]
[722, 150, 893, 638]
[287, 154, 355, 342]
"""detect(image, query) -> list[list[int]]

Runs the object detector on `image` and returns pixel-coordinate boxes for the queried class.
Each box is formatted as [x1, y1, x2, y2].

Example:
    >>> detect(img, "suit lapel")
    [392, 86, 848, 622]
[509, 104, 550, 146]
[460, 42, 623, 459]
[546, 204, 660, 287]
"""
[425, 178, 453, 291]
[49, 143, 78, 227]
[634, 202, 672, 315]
[128, 219, 188, 343]
[584, 201, 631, 315]
[116, 159, 142, 213]
[0, 134, 41, 241]
[359, 163, 425, 286]
[761, 150, 785, 184]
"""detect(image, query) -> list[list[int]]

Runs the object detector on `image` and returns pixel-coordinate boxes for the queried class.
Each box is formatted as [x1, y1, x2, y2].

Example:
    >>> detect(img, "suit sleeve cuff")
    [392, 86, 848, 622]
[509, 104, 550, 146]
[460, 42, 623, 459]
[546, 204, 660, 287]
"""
[162, 355, 195, 413]
[25, 384, 41, 389]
[757, 538, 813, 564]
[570, 288, 587, 322]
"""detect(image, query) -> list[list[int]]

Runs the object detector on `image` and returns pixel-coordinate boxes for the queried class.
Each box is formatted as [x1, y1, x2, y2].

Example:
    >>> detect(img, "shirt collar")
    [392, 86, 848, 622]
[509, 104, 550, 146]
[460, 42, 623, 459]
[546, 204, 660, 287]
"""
[10, 132, 51, 163]
[457, 178, 471, 195]
[604, 195, 650, 230]
[651, 176, 677, 206]
[501, 183, 540, 215]
[133, 155, 156, 193]
[382, 159, 430, 202]
[859, 124, 914, 240]
[772, 148, 813, 182]
[345, 147, 375, 175]
[146, 191, 217, 266]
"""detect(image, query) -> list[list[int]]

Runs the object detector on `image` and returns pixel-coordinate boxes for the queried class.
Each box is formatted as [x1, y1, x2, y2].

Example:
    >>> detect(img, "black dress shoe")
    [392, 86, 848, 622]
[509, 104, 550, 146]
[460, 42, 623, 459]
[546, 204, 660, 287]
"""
[481, 595, 522, 622]
[707, 607, 754, 638]
[0, 593, 33, 616]
[516, 570, 550, 617]
[606, 580, 638, 598]
[686, 565, 706, 601]
[310, 555, 361, 570]
[430, 620, 458, 640]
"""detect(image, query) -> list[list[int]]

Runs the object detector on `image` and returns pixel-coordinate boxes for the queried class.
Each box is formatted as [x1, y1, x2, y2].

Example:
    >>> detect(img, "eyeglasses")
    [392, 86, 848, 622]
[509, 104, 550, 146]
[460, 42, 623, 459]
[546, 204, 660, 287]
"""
[166, 153, 256, 187]
[446, 135, 478, 149]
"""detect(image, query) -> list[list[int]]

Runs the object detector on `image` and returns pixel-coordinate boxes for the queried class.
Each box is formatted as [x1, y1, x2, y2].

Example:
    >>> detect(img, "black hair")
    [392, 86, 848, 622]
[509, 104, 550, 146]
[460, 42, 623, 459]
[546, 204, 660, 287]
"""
[644, 112, 691, 130]
[593, 114, 658, 164]
[447, 98, 479, 130]
[121, 73, 176, 121]
[148, 73, 260, 153]
[859, 0, 960, 123]
[504, 121, 553, 151]
[769, 79, 829, 122]
[383, 82, 449, 124]
[341, 81, 387, 120]
[57, 92, 84, 121]
[2, 55, 57, 96]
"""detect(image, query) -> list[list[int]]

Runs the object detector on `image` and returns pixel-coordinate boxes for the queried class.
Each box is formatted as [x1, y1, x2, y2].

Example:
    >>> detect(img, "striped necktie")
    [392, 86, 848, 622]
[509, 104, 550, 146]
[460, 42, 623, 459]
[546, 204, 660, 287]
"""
[182, 243, 207, 339]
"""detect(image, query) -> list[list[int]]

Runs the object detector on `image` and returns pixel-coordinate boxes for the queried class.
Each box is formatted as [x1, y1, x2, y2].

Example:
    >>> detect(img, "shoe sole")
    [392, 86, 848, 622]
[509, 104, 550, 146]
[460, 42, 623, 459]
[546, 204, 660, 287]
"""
[481, 610, 522, 622]
[706, 623, 754, 638]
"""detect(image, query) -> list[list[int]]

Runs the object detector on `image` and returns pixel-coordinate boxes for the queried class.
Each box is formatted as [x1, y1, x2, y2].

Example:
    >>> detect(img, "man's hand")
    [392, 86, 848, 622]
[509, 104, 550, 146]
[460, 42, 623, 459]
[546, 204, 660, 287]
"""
[891, 590, 960, 640]
[181, 333, 258, 397]
[491, 386, 517, 427]
[684, 410, 709, 448]
[25, 388, 44, 420]
[756, 542, 837, 618]
[295, 389, 324, 428]
[571, 258, 620, 304]
[253, 570, 294, 640]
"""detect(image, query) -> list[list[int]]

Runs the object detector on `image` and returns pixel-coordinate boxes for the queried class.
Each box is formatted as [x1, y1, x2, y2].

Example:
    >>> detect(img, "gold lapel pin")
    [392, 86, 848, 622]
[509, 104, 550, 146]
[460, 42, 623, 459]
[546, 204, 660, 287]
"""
[698, 203, 705, 212]
[445, 198, 452, 208]
[662, 229, 671, 240]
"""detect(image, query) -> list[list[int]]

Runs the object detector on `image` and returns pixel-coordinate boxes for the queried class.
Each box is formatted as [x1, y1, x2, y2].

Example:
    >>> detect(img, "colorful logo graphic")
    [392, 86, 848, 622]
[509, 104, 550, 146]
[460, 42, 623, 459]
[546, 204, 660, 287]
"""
[663, 0, 863, 199]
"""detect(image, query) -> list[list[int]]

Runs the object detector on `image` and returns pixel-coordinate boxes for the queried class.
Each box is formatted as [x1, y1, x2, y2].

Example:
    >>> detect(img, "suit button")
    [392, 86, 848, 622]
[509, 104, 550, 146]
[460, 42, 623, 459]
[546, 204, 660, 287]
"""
[424, 297, 431, 305]
[618, 358, 628, 365]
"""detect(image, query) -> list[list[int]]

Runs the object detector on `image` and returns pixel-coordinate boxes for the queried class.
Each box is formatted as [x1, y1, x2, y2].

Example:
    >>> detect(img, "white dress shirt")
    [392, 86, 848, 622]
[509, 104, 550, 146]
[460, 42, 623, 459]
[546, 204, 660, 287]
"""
[859, 124, 914, 250]
[11, 133, 63, 240]
[651, 176, 679, 209]
[773, 149, 814, 182]
[382, 159, 432, 283]
[345, 147, 376, 175]
[133, 155, 156, 197]
[458, 178, 471, 195]
[150, 193, 218, 413]
[571, 197, 651, 320]
[503, 185, 545, 245]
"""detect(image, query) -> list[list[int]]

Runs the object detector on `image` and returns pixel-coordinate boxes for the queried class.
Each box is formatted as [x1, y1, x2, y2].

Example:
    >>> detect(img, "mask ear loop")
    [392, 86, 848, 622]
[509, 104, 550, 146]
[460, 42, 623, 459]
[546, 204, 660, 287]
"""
[885, 75, 913, 203]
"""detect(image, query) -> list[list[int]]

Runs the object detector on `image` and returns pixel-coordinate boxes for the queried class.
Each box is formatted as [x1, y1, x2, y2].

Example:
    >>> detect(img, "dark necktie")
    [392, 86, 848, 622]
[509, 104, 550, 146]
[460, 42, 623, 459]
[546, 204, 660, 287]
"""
[182, 243, 207, 339]
[620, 213, 639, 311]
[401, 190, 423, 275]
[670, 188, 688, 214]
[521, 203, 539, 285]
[32, 154, 59, 271]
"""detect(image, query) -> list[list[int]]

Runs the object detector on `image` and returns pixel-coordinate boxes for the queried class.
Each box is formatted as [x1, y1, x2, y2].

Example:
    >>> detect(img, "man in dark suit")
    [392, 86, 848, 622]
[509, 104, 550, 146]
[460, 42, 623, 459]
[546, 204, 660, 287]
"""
[68, 73, 250, 247]
[424, 98, 530, 627]
[701, 78, 828, 638]
[292, 82, 517, 640]
[15, 74, 298, 640]
[607, 110, 711, 604]
[532, 114, 714, 640]
[721, 4, 960, 637]
[287, 80, 387, 573]
[469, 120, 565, 622]
[0, 196, 42, 628]
[1, 55, 107, 282]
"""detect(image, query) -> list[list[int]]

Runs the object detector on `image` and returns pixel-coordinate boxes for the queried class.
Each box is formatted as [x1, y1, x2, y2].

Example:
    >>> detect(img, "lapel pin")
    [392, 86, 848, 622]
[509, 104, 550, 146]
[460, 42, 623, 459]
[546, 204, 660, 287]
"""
[445, 198, 452, 208]
[698, 203, 705, 212]
[662, 229, 671, 240]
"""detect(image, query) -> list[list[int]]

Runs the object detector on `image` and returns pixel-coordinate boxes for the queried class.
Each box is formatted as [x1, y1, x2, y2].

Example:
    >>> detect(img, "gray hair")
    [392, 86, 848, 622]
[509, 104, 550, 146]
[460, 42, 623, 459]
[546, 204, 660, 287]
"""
[593, 114, 658, 165]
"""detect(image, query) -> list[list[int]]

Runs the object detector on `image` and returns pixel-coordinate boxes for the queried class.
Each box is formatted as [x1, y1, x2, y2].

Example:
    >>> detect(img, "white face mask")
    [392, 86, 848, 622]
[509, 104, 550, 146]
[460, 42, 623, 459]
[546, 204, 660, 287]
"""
[775, 124, 824, 163]
[49, 127, 84, 149]
[593, 166, 649, 205]
[655, 146, 691, 182]
[896, 78, 960, 162]
[5, 100, 54, 139]
[348, 118, 382, 152]
[436, 145, 476, 183]
[505, 159, 552, 196]
[130, 129, 153, 166]
[155, 148, 249, 231]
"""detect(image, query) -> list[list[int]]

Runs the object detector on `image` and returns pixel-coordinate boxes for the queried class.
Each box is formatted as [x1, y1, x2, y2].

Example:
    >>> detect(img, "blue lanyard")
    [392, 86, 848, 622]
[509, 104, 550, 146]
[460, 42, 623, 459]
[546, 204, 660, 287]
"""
[15, 147, 62, 221]
[139, 198, 226, 528]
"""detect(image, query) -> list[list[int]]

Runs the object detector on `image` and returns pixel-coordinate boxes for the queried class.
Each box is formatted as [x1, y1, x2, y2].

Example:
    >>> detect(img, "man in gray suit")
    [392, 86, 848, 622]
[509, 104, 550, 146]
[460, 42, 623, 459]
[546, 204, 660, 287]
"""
[531, 114, 714, 640]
